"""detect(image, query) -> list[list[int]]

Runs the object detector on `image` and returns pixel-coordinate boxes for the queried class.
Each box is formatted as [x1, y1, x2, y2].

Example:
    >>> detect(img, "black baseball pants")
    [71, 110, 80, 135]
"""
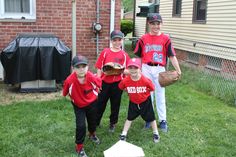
[96, 81, 123, 126]
[72, 100, 97, 144]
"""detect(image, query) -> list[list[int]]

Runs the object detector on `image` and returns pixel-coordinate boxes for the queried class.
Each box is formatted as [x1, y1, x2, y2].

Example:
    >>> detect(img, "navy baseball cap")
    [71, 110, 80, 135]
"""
[72, 55, 88, 67]
[110, 30, 124, 40]
[147, 13, 162, 23]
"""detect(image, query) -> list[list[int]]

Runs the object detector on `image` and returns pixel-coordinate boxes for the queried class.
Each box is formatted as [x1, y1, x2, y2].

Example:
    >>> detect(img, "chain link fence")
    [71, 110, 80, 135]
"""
[123, 37, 236, 106]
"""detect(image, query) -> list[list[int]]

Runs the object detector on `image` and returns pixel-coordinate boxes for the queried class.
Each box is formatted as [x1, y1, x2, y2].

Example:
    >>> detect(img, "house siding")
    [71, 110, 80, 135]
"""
[0, 0, 121, 80]
[134, 0, 149, 37]
[159, 0, 236, 61]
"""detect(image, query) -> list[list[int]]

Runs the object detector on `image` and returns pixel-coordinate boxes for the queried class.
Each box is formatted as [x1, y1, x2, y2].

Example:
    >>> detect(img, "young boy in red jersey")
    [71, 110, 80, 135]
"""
[62, 55, 102, 157]
[95, 30, 130, 132]
[118, 58, 160, 143]
[134, 13, 181, 132]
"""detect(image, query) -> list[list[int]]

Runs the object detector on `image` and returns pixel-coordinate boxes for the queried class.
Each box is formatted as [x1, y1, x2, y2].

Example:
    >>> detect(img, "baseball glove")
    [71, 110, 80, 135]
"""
[158, 70, 180, 87]
[102, 62, 125, 76]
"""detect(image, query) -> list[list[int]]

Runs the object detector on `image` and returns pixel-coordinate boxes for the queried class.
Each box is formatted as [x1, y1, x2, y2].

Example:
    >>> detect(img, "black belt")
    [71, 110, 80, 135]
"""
[146, 62, 163, 66]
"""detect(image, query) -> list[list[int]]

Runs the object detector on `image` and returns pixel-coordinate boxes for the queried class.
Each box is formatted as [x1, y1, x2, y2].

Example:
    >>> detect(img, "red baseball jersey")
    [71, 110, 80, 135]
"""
[118, 74, 155, 104]
[134, 33, 176, 66]
[62, 71, 102, 108]
[95, 48, 130, 83]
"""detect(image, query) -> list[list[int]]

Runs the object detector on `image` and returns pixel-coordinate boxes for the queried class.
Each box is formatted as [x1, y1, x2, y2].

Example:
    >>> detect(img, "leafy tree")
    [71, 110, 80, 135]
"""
[122, 0, 134, 13]
[121, 19, 133, 36]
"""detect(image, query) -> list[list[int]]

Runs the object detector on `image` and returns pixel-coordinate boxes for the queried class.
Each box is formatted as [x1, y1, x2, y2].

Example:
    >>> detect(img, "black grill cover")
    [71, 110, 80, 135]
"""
[0, 34, 71, 84]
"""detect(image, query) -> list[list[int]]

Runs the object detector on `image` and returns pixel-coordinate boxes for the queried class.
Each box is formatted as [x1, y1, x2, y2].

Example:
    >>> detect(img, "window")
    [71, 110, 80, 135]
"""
[187, 52, 199, 64]
[172, 0, 182, 17]
[206, 56, 222, 70]
[0, 0, 36, 20]
[193, 0, 207, 23]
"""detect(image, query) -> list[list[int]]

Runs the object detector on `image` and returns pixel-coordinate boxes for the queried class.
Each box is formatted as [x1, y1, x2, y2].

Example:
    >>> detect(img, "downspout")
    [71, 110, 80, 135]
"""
[110, 0, 115, 47]
[96, 0, 100, 57]
[132, 0, 136, 37]
[72, 0, 76, 57]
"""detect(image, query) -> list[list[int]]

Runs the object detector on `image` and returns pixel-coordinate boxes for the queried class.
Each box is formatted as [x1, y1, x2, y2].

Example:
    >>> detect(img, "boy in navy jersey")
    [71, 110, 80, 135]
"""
[118, 58, 160, 143]
[63, 55, 102, 157]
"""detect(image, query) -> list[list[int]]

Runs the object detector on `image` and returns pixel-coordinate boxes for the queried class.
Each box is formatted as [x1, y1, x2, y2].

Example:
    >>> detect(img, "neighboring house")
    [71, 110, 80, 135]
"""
[134, 0, 236, 76]
[134, 0, 151, 37]
[0, 0, 122, 81]
[123, 11, 134, 20]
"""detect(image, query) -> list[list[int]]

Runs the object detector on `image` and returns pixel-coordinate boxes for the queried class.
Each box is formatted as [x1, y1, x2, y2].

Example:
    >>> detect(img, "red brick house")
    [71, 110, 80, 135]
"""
[0, 0, 122, 80]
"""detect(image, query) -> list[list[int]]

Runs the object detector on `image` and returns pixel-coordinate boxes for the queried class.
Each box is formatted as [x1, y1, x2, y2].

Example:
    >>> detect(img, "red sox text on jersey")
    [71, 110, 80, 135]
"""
[127, 86, 147, 93]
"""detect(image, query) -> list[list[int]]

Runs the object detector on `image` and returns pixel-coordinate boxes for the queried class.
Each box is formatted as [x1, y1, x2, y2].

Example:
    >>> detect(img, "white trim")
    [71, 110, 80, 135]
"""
[0, 61, 3, 80]
[0, 0, 36, 20]
[110, 0, 115, 47]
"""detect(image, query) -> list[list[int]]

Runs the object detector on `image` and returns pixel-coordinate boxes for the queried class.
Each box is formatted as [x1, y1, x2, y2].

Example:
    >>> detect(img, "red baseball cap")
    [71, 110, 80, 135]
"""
[127, 58, 141, 69]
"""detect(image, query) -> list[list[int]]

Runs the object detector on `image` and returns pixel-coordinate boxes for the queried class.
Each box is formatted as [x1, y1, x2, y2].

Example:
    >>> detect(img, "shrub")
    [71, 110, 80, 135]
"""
[121, 19, 133, 36]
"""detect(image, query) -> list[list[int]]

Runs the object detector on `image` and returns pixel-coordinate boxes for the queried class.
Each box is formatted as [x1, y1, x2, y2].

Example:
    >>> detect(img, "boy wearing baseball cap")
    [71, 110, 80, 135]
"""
[118, 58, 160, 143]
[134, 13, 181, 132]
[95, 30, 130, 132]
[62, 55, 102, 157]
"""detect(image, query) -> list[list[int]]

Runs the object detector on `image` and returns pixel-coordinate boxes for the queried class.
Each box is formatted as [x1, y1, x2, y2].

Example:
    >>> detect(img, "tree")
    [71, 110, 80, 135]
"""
[122, 0, 134, 13]
[121, 19, 133, 36]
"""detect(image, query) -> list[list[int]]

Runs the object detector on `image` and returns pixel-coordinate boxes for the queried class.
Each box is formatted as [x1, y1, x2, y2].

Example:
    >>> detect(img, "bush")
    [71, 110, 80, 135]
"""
[121, 19, 133, 36]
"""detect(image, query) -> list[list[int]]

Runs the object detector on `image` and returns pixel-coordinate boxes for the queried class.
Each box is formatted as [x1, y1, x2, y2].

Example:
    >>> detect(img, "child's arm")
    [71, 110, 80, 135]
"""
[146, 78, 155, 92]
[62, 81, 69, 96]
[169, 56, 182, 76]
[118, 80, 125, 90]
[97, 69, 102, 78]
[134, 38, 144, 57]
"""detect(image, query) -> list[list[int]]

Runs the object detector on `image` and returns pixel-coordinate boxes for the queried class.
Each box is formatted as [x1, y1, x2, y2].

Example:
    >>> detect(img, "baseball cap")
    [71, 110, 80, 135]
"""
[127, 58, 141, 69]
[110, 30, 124, 40]
[147, 13, 162, 23]
[72, 55, 88, 67]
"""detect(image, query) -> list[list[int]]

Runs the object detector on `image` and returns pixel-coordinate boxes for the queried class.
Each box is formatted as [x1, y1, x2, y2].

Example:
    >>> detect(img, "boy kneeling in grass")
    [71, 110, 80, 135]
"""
[62, 55, 102, 157]
[118, 58, 160, 143]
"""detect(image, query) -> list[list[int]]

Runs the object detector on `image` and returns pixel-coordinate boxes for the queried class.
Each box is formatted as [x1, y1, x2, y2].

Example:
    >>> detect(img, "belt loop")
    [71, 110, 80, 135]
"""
[137, 104, 140, 110]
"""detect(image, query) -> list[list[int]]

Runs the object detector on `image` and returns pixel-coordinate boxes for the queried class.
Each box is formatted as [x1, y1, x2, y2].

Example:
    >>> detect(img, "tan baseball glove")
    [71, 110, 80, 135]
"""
[102, 62, 125, 76]
[158, 70, 180, 87]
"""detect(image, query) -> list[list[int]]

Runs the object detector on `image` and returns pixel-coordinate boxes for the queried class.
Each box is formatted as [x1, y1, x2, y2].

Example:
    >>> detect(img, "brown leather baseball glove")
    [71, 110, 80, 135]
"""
[102, 62, 125, 76]
[158, 70, 180, 87]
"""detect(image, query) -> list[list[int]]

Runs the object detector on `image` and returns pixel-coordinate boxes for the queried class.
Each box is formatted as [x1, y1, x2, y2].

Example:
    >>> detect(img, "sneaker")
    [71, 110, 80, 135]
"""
[119, 134, 127, 141]
[159, 120, 168, 132]
[144, 122, 151, 129]
[89, 134, 100, 144]
[109, 124, 115, 133]
[153, 134, 160, 143]
[77, 148, 88, 157]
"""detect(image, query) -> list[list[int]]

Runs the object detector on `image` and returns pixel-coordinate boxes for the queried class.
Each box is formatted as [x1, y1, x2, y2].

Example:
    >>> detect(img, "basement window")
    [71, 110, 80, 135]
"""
[0, 0, 36, 20]
[206, 56, 222, 70]
[187, 52, 199, 64]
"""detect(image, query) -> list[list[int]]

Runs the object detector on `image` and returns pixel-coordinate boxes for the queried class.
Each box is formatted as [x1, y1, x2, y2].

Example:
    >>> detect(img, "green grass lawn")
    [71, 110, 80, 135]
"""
[0, 83, 236, 157]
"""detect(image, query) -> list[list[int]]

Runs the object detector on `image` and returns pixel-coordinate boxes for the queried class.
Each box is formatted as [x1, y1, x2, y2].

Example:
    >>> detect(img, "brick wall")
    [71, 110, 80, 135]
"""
[175, 49, 187, 63]
[0, 0, 121, 64]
